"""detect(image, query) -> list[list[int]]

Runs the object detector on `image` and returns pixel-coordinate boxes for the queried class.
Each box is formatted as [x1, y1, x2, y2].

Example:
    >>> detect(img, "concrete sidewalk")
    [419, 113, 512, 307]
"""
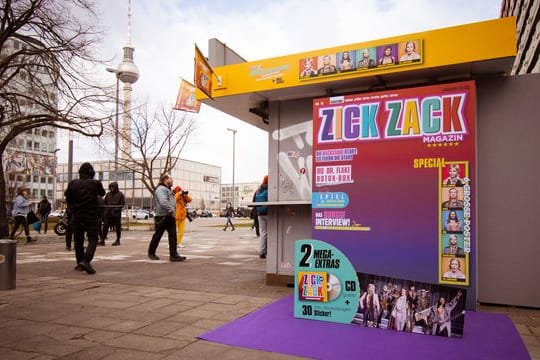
[0, 218, 538, 359]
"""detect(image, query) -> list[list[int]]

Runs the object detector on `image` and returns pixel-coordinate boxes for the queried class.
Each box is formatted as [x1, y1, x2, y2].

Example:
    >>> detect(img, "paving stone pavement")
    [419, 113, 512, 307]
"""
[0, 218, 538, 359]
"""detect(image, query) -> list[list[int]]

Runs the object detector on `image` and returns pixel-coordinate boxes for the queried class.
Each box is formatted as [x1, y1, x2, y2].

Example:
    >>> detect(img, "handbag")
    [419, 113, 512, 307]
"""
[32, 220, 41, 231]
[27, 210, 39, 224]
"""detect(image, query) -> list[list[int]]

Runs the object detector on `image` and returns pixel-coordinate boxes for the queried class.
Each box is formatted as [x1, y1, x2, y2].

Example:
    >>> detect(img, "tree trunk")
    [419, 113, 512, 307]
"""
[0, 157, 9, 237]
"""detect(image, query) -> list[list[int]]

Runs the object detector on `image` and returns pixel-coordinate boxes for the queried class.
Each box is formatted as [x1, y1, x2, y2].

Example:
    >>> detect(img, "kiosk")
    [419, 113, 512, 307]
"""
[198, 16, 540, 309]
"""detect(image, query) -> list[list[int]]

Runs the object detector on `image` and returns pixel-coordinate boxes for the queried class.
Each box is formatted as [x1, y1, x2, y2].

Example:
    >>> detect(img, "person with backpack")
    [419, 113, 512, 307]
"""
[37, 195, 52, 234]
[254, 175, 268, 258]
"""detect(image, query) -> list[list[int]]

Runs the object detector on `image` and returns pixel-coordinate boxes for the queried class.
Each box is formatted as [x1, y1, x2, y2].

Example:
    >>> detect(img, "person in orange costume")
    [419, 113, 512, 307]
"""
[172, 186, 192, 248]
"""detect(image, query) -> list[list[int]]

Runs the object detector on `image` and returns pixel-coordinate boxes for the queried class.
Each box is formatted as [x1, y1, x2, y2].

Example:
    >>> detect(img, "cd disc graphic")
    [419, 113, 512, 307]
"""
[327, 274, 342, 301]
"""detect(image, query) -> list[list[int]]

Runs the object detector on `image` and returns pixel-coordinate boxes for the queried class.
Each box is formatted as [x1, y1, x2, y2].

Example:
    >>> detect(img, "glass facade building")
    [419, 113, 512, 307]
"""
[56, 157, 221, 212]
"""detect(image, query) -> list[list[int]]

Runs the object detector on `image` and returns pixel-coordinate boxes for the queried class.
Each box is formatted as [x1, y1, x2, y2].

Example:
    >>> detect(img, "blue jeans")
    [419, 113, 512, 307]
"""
[224, 216, 235, 230]
[258, 215, 267, 256]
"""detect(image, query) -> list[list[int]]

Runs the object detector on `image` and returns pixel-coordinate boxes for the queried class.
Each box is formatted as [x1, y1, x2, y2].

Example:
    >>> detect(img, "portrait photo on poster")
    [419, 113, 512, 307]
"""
[398, 40, 422, 63]
[442, 163, 467, 187]
[441, 187, 465, 209]
[441, 233, 466, 257]
[442, 209, 464, 233]
[441, 256, 467, 283]
[337, 50, 356, 72]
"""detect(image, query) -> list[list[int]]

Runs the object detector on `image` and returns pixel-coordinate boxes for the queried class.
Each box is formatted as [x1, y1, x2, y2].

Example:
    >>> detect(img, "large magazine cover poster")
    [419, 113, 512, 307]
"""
[311, 81, 476, 289]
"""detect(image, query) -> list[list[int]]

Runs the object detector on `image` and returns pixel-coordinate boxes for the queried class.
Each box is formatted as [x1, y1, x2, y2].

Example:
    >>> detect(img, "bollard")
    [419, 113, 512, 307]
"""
[0, 239, 17, 290]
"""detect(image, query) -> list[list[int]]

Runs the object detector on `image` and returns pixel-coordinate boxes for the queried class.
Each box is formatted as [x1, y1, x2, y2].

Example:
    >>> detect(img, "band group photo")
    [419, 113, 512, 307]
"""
[299, 39, 422, 79]
[353, 272, 466, 338]
[440, 162, 469, 284]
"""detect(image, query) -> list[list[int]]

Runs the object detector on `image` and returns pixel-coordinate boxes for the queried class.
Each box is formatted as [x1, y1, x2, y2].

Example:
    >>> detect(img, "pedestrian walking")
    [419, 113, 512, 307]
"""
[64, 162, 106, 274]
[147, 174, 186, 262]
[9, 188, 35, 243]
[100, 182, 125, 246]
[254, 175, 269, 258]
[223, 202, 235, 231]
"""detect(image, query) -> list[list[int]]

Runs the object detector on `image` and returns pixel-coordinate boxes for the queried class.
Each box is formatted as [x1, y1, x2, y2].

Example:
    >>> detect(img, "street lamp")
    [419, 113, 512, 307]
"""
[106, 67, 121, 173]
[226, 128, 237, 208]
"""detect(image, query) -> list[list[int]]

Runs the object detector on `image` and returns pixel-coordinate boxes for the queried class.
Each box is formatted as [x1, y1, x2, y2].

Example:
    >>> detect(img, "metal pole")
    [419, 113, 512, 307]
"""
[114, 75, 119, 172]
[226, 128, 237, 209]
[132, 170, 135, 209]
[232, 131, 236, 208]
[67, 137, 73, 182]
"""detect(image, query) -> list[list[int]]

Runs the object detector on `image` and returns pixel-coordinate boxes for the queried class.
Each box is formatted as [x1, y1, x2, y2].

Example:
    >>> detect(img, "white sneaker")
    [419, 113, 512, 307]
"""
[178, 244, 185, 248]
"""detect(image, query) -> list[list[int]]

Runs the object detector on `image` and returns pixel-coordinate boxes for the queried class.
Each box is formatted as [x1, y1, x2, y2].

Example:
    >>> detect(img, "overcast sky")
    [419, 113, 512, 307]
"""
[58, 0, 502, 184]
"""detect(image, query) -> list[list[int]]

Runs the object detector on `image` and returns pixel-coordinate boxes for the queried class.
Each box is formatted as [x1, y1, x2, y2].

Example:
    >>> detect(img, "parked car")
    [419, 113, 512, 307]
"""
[235, 207, 252, 217]
[122, 209, 150, 220]
[142, 209, 155, 218]
[133, 209, 150, 219]
[200, 210, 213, 218]
[49, 209, 65, 218]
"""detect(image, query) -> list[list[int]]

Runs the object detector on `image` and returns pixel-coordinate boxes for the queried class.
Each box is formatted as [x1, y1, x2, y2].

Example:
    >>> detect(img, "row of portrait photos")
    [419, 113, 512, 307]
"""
[299, 39, 423, 79]
[440, 162, 469, 284]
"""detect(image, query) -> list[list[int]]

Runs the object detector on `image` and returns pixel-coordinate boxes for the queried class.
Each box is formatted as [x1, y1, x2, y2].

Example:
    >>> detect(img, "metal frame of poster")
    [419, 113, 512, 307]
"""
[311, 81, 476, 288]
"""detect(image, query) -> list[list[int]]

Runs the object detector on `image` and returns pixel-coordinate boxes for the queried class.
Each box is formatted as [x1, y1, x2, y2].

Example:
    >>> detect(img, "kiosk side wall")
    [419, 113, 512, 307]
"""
[477, 74, 540, 308]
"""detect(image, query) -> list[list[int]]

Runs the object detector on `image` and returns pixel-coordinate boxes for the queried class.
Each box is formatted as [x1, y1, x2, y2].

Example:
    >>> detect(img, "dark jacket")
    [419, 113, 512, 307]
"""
[38, 198, 51, 216]
[64, 163, 106, 220]
[104, 182, 125, 217]
[225, 205, 234, 218]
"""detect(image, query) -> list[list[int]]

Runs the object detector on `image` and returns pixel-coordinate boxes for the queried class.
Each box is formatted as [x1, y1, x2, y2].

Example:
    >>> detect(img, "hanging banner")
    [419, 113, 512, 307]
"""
[194, 44, 214, 100]
[174, 79, 201, 113]
[312, 81, 476, 288]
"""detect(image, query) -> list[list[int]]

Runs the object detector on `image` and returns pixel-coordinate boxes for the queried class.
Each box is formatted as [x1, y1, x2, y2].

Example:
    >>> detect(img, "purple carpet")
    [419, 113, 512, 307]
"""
[199, 295, 530, 360]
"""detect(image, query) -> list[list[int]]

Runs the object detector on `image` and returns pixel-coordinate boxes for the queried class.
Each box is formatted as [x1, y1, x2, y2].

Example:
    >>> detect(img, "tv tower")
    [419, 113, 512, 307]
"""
[114, 0, 139, 159]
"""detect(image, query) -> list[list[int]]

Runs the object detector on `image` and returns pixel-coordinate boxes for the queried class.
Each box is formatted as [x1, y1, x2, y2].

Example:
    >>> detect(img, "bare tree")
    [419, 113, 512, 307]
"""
[0, 0, 112, 236]
[114, 104, 196, 195]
